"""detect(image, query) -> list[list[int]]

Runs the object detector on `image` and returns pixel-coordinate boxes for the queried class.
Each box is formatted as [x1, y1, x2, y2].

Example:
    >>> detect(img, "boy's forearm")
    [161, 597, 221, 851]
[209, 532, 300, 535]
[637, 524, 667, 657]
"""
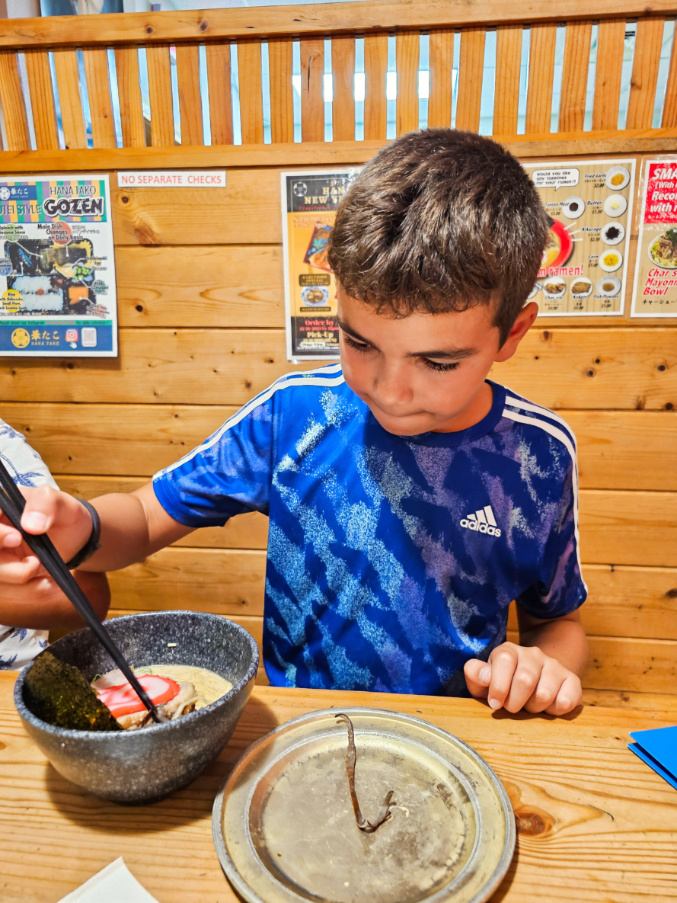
[80, 484, 192, 572]
[0, 570, 111, 629]
[78, 492, 153, 571]
[518, 616, 588, 677]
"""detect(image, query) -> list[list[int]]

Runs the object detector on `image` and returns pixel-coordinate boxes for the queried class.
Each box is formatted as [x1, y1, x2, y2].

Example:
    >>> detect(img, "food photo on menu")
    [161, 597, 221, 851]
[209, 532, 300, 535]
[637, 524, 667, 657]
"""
[649, 227, 677, 267]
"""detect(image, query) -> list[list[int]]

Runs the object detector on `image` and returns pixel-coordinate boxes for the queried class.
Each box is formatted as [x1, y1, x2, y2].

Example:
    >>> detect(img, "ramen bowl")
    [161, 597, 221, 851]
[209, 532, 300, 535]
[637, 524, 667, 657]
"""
[14, 611, 259, 804]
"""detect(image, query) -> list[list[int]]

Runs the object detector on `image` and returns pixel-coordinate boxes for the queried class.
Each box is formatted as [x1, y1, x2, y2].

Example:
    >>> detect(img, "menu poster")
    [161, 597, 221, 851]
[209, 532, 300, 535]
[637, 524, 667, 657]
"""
[631, 158, 677, 317]
[0, 174, 117, 357]
[281, 169, 358, 361]
[523, 159, 635, 317]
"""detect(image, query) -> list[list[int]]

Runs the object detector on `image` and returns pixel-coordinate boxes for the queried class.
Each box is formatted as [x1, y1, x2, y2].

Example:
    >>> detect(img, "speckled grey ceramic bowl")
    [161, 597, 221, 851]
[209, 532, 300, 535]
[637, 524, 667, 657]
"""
[14, 611, 259, 804]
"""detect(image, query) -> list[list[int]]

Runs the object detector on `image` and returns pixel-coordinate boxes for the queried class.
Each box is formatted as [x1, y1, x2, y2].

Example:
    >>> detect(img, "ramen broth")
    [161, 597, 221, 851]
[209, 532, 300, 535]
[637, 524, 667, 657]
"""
[134, 664, 232, 710]
[542, 230, 560, 267]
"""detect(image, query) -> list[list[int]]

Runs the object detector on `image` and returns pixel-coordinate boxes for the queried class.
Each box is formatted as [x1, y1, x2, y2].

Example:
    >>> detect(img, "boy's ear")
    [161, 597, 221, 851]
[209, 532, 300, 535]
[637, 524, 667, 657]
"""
[494, 301, 539, 363]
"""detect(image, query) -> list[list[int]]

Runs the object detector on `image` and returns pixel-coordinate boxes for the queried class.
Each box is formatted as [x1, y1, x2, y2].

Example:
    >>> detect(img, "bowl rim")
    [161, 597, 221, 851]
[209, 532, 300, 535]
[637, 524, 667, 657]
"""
[14, 610, 260, 740]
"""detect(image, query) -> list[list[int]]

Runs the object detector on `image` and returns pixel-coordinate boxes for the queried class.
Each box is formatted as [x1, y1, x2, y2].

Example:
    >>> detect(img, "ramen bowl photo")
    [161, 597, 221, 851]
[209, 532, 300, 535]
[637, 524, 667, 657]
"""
[301, 286, 329, 306]
[542, 220, 573, 269]
[14, 611, 259, 804]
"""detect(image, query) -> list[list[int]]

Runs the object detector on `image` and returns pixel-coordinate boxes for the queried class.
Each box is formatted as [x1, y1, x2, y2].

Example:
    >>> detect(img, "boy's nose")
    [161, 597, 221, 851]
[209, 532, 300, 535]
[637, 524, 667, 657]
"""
[372, 361, 414, 410]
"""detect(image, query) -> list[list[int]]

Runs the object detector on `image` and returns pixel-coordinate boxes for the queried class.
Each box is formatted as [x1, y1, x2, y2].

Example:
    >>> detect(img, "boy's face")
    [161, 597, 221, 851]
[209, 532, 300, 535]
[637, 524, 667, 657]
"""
[337, 286, 537, 436]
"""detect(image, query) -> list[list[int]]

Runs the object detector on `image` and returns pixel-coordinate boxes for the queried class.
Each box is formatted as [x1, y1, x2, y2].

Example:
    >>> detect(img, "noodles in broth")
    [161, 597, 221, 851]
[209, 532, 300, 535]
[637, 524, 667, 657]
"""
[134, 664, 232, 710]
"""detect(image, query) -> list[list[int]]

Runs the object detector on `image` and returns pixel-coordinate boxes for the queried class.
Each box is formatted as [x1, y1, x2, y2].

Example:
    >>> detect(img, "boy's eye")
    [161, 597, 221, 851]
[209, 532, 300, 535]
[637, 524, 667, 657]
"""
[423, 359, 460, 372]
[343, 333, 372, 353]
[341, 332, 460, 371]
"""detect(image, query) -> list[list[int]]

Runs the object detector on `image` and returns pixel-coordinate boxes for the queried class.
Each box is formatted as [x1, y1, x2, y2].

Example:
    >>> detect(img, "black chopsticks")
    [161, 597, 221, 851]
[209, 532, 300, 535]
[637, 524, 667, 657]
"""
[0, 458, 164, 724]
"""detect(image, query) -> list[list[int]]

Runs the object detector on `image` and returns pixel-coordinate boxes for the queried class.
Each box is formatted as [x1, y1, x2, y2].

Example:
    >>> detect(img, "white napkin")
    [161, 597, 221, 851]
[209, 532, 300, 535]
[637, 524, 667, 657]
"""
[58, 857, 159, 903]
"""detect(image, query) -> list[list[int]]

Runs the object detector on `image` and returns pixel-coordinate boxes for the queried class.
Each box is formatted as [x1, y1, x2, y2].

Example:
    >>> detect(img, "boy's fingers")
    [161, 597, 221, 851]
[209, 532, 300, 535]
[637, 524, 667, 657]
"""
[463, 659, 491, 699]
[523, 669, 566, 713]
[0, 486, 53, 543]
[20, 485, 62, 534]
[501, 661, 545, 713]
[0, 524, 24, 549]
[0, 486, 62, 553]
[4, 487, 91, 564]
[485, 646, 520, 710]
[0, 510, 27, 547]
[0, 552, 43, 584]
[545, 674, 582, 716]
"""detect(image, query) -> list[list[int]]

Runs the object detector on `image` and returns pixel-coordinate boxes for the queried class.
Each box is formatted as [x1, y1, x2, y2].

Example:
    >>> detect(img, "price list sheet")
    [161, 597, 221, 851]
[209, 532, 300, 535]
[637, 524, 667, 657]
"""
[523, 159, 635, 316]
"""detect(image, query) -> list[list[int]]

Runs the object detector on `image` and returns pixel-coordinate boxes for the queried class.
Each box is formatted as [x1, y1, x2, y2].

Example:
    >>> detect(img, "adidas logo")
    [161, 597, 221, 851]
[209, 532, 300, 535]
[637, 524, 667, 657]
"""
[460, 505, 502, 537]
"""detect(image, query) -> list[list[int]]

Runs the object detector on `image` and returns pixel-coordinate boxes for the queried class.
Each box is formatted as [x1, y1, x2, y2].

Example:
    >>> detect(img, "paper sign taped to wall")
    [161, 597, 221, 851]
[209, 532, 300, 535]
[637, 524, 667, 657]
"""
[0, 173, 117, 357]
[118, 171, 226, 188]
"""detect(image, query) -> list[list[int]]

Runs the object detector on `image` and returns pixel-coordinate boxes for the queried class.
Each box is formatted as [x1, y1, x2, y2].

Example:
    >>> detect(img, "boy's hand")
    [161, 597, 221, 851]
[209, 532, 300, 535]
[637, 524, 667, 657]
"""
[464, 642, 582, 715]
[0, 569, 111, 629]
[0, 486, 92, 584]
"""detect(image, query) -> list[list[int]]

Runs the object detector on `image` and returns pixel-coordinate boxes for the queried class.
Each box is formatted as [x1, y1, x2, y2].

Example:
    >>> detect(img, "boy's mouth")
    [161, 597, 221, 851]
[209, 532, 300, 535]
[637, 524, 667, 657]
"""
[367, 400, 422, 421]
[367, 405, 434, 434]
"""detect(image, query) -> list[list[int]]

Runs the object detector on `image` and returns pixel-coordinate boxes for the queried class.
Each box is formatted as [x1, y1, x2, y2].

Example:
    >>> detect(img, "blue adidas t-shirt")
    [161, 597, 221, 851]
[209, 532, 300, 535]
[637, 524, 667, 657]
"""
[153, 364, 586, 695]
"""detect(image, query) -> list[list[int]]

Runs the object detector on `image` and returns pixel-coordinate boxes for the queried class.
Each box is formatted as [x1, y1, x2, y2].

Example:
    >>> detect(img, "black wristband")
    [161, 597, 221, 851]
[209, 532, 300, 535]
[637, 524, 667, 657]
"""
[66, 499, 101, 569]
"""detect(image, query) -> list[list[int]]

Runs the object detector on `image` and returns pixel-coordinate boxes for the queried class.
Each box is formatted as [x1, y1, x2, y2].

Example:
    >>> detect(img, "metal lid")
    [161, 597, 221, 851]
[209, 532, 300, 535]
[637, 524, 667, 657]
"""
[213, 707, 515, 903]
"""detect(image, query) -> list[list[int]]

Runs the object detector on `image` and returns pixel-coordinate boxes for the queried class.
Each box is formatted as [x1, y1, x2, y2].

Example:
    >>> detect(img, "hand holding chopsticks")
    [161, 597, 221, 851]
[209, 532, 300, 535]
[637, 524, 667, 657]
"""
[0, 458, 165, 724]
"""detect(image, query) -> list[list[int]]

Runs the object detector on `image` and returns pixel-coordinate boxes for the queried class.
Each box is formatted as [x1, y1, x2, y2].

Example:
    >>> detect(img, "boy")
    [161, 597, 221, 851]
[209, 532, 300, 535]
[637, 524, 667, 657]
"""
[0, 418, 110, 668]
[0, 130, 587, 712]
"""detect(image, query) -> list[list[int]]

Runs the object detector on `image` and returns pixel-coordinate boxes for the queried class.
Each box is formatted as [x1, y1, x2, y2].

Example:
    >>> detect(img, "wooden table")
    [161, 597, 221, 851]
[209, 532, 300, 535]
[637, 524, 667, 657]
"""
[1, 672, 676, 902]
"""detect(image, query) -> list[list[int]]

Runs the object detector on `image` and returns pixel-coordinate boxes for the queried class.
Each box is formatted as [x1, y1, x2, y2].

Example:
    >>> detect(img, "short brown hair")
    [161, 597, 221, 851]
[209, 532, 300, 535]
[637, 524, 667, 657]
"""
[328, 129, 548, 344]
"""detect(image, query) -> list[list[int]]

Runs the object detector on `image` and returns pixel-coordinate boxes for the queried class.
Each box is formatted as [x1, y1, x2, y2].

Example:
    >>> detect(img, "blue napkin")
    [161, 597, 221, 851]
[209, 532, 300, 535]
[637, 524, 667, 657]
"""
[628, 726, 677, 791]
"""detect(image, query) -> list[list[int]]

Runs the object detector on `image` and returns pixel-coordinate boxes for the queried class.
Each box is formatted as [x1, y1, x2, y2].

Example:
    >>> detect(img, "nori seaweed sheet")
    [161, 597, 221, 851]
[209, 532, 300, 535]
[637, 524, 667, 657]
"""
[23, 651, 122, 732]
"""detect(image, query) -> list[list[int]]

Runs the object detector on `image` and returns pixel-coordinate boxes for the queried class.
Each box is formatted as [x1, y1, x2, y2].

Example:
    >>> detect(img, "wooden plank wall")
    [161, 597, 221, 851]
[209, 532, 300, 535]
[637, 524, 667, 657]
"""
[0, 2, 675, 703]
